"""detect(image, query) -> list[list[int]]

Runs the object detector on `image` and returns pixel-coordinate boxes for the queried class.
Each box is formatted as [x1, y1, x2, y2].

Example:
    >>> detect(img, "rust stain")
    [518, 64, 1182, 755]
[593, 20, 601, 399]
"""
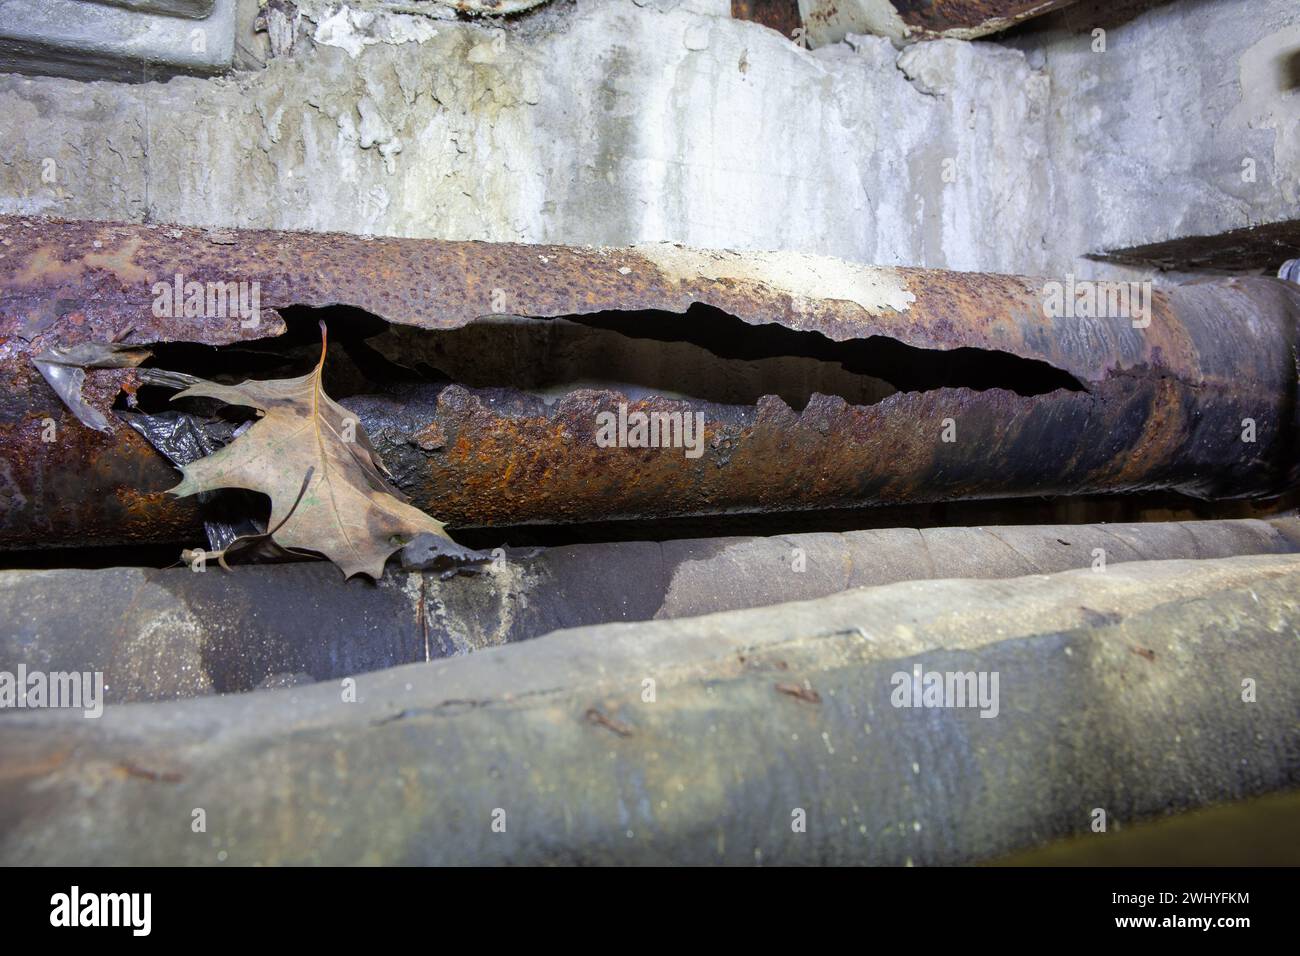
[0, 747, 72, 782]
[12, 235, 150, 289]
[731, 0, 802, 37]
[584, 707, 634, 737]
[411, 421, 446, 452]
[776, 681, 822, 704]
[803, 0, 1079, 38]
[116, 761, 185, 783]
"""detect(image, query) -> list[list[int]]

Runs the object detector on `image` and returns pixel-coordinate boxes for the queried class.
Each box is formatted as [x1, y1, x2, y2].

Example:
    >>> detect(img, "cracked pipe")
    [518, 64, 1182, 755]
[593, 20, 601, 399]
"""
[0, 217, 1297, 547]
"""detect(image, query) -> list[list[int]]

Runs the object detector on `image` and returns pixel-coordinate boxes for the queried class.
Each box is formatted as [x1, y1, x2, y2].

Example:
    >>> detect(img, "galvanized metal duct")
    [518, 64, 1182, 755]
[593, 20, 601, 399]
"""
[1, 216, 1297, 548]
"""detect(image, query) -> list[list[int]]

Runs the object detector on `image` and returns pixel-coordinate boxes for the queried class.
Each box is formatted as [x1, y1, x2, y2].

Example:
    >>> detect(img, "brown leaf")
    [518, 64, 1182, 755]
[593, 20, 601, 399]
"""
[168, 322, 454, 579]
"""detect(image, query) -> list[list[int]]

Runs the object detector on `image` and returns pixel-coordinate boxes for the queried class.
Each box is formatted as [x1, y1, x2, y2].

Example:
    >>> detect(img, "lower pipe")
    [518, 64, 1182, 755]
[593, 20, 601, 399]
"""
[2, 515, 1296, 702]
[2, 552, 1297, 864]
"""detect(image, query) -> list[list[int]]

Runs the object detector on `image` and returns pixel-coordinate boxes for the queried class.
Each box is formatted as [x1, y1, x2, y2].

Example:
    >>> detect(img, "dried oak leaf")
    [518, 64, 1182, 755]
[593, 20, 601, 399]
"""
[168, 322, 453, 579]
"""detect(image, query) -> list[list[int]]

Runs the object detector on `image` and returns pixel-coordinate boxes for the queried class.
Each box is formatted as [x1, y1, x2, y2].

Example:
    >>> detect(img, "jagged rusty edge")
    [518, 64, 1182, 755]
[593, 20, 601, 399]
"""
[895, 0, 1079, 37]
[730, 1, 803, 37]
[445, 0, 552, 14]
[801, 0, 1080, 42]
[0, 215, 1188, 378]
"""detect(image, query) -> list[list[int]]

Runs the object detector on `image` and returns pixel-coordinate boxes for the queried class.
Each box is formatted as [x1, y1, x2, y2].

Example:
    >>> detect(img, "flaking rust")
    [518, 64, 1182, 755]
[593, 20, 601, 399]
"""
[889, 1, 1078, 37]
[1, 215, 1298, 546]
[801, 0, 1081, 44]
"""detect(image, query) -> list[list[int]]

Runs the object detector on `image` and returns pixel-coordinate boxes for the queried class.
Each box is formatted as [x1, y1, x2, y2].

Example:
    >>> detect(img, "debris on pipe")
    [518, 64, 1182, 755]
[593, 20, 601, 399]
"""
[30, 341, 151, 433]
[124, 411, 266, 552]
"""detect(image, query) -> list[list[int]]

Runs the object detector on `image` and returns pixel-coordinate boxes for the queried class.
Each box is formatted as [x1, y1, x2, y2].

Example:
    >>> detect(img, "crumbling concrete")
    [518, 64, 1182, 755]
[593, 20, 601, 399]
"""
[0, 0, 1053, 272]
[1, 0, 1290, 277]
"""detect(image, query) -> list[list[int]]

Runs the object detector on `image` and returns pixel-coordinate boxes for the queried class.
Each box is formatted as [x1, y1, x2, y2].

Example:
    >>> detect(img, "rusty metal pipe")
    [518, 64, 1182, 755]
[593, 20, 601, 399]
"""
[1, 216, 1297, 547]
[732, 1, 803, 37]
[798, 0, 1082, 45]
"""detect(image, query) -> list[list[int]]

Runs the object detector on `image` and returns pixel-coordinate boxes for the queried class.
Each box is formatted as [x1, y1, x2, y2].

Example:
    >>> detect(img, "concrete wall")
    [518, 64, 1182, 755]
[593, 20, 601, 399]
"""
[0, 0, 1295, 279]
[1016, 0, 1300, 268]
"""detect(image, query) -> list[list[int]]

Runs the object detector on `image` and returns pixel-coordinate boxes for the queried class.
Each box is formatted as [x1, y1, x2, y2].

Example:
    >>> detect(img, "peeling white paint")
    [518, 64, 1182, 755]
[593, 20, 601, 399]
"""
[635, 244, 916, 317]
[311, 5, 438, 59]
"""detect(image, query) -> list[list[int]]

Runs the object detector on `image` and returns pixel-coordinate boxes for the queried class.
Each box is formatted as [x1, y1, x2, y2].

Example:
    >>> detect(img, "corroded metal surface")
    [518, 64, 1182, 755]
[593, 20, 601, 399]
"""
[0, 214, 1268, 375]
[892, 0, 1076, 34]
[1, 216, 1298, 546]
[1096, 219, 1300, 274]
[732, 0, 802, 36]
[446, 0, 553, 12]
[802, 0, 1080, 44]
